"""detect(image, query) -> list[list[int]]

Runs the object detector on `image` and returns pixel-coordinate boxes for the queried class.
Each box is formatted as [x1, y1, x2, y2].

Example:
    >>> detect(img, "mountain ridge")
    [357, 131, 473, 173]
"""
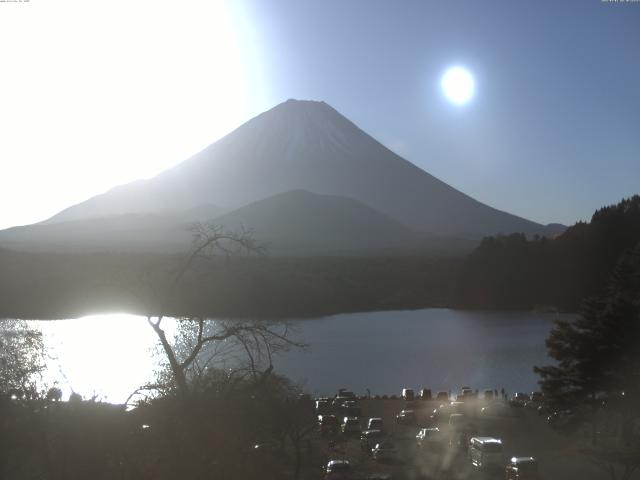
[42, 99, 561, 238]
[1, 190, 479, 255]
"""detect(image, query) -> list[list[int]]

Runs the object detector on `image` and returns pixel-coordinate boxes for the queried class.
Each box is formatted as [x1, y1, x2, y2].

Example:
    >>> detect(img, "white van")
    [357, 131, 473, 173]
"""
[468, 437, 504, 469]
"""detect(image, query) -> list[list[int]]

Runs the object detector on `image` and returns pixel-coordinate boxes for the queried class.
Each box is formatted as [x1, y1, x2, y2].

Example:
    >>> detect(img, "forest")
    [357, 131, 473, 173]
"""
[1, 196, 638, 320]
[0, 247, 459, 320]
[453, 195, 640, 311]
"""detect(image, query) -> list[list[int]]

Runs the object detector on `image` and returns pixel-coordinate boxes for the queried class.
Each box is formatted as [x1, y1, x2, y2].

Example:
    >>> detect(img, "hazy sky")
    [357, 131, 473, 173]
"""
[1, 0, 638, 230]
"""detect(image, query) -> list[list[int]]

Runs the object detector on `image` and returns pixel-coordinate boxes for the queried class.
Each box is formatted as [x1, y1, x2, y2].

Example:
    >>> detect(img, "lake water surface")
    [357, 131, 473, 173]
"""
[9, 309, 566, 404]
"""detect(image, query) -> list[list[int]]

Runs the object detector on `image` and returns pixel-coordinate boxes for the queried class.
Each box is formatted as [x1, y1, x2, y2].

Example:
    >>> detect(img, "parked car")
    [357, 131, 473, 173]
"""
[341, 416, 361, 435]
[318, 415, 339, 435]
[325, 459, 353, 479]
[525, 392, 544, 409]
[458, 387, 475, 400]
[367, 417, 384, 431]
[338, 389, 356, 399]
[361, 429, 386, 451]
[537, 402, 552, 416]
[402, 388, 415, 401]
[546, 409, 580, 431]
[435, 391, 450, 401]
[468, 437, 504, 470]
[415, 427, 443, 449]
[530, 392, 543, 403]
[448, 413, 466, 431]
[505, 456, 539, 479]
[396, 409, 417, 425]
[316, 399, 332, 415]
[483, 389, 495, 401]
[372, 440, 399, 462]
[419, 388, 432, 400]
[332, 396, 352, 408]
[510, 393, 531, 407]
[433, 401, 466, 422]
[341, 400, 361, 417]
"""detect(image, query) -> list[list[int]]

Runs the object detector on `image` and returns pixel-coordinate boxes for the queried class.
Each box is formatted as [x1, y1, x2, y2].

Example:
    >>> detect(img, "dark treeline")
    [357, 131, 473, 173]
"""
[454, 195, 640, 310]
[0, 249, 460, 319]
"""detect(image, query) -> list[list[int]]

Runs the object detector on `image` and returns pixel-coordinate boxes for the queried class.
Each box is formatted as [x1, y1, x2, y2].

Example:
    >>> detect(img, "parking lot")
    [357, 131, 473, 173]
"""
[312, 394, 638, 480]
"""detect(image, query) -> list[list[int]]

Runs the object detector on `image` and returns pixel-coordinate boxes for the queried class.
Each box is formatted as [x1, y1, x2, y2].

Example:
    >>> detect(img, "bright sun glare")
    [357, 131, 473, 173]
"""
[441, 66, 475, 105]
[0, 0, 261, 230]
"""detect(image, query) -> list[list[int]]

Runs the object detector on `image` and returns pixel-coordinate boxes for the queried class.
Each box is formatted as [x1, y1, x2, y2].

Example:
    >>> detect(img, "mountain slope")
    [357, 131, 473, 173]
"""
[1, 190, 477, 254]
[212, 190, 428, 255]
[0, 204, 226, 252]
[45, 99, 559, 237]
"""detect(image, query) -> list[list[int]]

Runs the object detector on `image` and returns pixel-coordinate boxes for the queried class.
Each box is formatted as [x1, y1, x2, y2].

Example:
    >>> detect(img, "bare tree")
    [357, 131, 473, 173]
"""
[142, 222, 304, 402]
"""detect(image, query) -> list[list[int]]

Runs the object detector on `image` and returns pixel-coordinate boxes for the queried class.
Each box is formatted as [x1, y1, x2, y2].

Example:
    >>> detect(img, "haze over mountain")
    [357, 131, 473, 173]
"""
[1, 99, 563, 253]
[210, 190, 477, 255]
[0, 190, 477, 255]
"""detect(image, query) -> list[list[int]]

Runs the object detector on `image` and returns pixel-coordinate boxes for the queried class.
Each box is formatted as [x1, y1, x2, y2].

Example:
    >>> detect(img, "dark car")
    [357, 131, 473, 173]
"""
[325, 459, 353, 480]
[546, 410, 580, 431]
[319, 415, 340, 435]
[332, 396, 352, 408]
[372, 440, 399, 462]
[395, 409, 417, 425]
[341, 416, 361, 435]
[419, 388, 432, 400]
[402, 388, 415, 401]
[525, 392, 544, 409]
[509, 393, 531, 407]
[415, 427, 443, 450]
[316, 399, 332, 415]
[337, 389, 356, 398]
[361, 429, 386, 451]
[367, 417, 384, 431]
[505, 457, 539, 479]
[341, 400, 361, 417]
[435, 391, 449, 401]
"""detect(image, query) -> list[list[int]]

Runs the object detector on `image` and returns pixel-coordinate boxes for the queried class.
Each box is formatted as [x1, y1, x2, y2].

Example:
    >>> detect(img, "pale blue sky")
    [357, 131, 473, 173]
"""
[238, 0, 640, 225]
[0, 1, 637, 229]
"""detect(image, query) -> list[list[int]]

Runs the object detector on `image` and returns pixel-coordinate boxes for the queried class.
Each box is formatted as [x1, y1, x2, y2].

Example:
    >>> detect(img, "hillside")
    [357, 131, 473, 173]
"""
[454, 195, 640, 310]
[0, 204, 225, 253]
[211, 190, 475, 255]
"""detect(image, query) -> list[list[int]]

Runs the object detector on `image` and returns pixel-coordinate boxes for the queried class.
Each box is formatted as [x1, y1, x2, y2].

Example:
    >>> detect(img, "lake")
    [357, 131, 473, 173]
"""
[4, 309, 566, 404]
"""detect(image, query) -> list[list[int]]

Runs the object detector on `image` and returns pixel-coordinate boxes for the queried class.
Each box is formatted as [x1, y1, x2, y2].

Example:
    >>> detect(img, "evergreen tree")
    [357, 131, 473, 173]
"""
[535, 244, 639, 405]
[535, 244, 640, 479]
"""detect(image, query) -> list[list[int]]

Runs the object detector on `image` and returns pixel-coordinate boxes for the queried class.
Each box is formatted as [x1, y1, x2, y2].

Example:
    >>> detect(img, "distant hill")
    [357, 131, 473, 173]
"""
[0, 203, 225, 252]
[454, 195, 640, 310]
[0, 190, 477, 255]
[0, 213, 192, 252]
[41, 99, 561, 240]
[211, 190, 477, 255]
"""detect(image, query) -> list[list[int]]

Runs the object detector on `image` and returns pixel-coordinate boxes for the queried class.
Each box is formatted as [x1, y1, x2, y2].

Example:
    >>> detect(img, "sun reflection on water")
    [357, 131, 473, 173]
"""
[30, 314, 176, 404]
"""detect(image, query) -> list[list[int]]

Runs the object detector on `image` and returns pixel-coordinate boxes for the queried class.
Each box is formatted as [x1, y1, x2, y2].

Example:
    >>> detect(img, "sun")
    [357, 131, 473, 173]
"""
[441, 66, 475, 105]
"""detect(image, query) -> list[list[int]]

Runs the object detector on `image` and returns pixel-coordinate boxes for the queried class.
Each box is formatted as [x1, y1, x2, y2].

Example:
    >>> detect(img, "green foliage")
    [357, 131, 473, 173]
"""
[0, 371, 316, 480]
[454, 195, 640, 310]
[0, 320, 45, 398]
[535, 245, 640, 407]
[534, 244, 640, 479]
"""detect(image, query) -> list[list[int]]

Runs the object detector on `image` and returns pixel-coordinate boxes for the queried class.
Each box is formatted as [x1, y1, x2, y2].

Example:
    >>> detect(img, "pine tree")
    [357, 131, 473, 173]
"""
[535, 244, 640, 479]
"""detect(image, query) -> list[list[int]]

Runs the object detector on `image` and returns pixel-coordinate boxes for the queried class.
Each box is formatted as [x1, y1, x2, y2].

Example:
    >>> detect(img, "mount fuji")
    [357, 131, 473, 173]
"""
[0, 99, 563, 253]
